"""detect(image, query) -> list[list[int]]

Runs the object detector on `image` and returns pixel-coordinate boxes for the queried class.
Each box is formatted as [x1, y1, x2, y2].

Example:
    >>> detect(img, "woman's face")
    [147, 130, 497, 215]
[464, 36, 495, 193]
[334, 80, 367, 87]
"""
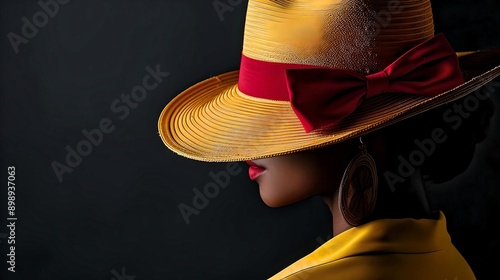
[247, 144, 353, 207]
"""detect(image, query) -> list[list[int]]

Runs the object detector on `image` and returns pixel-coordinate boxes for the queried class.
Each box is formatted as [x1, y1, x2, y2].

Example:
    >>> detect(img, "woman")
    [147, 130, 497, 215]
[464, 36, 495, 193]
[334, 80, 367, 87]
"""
[158, 0, 500, 278]
[247, 94, 495, 279]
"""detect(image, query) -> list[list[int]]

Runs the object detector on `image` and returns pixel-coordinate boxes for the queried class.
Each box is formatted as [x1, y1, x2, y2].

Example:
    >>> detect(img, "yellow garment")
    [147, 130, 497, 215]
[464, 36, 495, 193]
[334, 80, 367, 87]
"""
[269, 212, 475, 280]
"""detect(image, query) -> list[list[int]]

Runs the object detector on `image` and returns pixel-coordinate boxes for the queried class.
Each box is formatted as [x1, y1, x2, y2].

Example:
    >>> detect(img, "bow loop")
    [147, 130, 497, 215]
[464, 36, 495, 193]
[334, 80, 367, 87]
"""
[285, 34, 464, 132]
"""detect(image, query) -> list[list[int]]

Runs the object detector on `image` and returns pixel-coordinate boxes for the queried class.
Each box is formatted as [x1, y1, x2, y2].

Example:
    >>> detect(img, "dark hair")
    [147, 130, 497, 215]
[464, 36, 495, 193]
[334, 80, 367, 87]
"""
[371, 82, 496, 220]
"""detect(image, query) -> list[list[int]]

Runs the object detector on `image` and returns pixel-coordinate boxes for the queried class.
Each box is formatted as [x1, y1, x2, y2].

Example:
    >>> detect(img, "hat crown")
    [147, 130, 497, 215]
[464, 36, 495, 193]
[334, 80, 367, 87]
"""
[242, 0, 435, 74]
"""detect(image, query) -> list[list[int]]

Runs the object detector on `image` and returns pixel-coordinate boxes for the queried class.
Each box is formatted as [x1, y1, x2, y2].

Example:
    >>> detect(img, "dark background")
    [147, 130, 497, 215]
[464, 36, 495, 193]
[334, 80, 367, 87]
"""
[0, 0, 499, 279]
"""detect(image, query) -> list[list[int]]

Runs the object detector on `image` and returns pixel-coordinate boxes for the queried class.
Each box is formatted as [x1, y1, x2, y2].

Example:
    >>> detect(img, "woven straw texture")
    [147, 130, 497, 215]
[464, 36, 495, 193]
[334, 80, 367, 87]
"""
[158, 0, 500, 162]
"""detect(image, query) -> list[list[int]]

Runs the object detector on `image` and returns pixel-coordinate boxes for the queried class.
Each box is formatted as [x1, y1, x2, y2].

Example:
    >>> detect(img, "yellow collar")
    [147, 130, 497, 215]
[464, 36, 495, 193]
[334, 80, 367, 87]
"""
[270, 212, 452, 279]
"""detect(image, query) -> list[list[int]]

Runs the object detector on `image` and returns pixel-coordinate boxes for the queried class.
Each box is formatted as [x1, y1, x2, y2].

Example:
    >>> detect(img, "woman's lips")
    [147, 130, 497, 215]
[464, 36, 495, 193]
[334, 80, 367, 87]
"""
[246, 161, 266, 180]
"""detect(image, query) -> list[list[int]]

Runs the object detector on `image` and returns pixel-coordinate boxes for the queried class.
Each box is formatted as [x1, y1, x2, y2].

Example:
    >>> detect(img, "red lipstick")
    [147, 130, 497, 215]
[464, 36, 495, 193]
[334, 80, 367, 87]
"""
[246, 161, 266, 180]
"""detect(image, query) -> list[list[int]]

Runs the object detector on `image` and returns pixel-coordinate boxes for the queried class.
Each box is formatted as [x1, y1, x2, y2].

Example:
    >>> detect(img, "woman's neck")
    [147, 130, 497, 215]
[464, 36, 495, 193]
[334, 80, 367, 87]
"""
[322, 191, 352, 237]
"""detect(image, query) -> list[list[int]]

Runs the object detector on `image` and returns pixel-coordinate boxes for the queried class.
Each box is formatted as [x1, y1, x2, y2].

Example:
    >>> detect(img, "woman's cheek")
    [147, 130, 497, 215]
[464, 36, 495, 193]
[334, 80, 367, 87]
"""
[256, 174, 288, 207]
[257, 171, 320, 207]
[252, 150, 337, 207]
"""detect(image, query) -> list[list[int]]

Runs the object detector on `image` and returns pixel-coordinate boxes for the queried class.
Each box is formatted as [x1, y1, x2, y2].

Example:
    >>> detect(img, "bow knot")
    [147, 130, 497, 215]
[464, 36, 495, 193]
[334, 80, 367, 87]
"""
[366, 71, 389, 98]
[286, 34, 465, 132]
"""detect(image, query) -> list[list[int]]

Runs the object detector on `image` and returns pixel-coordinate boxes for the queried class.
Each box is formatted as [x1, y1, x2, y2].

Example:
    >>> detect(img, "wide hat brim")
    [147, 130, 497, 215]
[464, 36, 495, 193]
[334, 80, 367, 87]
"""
[158, 52, 500, 162]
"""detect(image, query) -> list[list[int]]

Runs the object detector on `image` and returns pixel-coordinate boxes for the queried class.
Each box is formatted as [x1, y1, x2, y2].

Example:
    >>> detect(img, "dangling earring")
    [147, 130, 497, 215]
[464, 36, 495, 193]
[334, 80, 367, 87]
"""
[338, 137, 378, 226]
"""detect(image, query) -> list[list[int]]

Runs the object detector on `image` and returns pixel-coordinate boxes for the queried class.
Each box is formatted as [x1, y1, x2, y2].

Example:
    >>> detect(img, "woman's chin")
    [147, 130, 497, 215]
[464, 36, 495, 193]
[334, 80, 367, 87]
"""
[261, 198, 285, 208]
[259, 190, 285, 208]
[259, 189, 303, 208]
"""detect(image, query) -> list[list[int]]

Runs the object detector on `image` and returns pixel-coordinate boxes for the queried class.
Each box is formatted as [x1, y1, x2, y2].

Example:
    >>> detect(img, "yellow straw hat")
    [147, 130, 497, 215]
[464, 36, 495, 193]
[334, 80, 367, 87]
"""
[158, 0, 500, 162]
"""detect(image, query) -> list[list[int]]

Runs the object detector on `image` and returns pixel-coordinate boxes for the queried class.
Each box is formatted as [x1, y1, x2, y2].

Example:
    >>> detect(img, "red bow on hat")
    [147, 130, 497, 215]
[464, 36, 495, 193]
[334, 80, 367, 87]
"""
[285, 33, 464, 132]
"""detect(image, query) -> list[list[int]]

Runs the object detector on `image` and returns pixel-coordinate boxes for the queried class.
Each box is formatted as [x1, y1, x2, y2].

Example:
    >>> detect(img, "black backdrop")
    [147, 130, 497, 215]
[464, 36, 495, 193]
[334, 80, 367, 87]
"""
[1, 1, 499, 279]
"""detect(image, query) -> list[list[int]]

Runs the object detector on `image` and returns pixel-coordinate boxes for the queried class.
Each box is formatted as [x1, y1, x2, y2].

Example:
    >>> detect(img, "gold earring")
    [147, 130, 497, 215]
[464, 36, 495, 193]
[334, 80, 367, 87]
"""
[338, 137, 378, 226]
